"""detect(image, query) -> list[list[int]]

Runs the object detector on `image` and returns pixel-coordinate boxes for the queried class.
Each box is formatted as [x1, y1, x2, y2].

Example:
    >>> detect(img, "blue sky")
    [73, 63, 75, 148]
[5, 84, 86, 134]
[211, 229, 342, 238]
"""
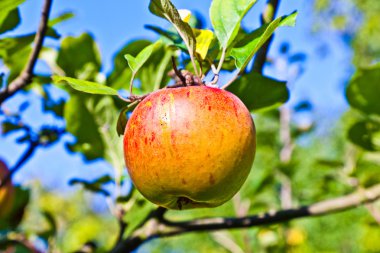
[0, 0, 353, 191]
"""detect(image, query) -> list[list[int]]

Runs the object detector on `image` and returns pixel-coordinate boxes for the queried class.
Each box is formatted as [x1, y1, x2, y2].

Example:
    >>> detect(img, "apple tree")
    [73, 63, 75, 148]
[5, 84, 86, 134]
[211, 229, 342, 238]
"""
[1, 0, 380, 252]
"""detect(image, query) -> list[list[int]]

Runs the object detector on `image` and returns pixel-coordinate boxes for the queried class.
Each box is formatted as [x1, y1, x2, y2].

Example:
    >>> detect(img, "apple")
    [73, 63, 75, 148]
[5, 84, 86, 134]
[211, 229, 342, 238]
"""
[0, 159, 14, 217]
[123, 86, 256, 210]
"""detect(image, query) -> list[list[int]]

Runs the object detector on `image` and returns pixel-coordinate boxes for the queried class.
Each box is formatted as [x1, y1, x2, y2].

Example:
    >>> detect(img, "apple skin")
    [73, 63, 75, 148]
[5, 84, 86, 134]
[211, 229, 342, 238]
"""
[0, 159, 14, 217]
[124, 86, 256, 210]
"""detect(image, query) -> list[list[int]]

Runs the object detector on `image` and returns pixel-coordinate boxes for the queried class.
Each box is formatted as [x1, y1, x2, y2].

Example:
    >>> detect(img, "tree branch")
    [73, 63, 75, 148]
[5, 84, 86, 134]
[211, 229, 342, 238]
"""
[111, 183, 380, 252]
[252, 0, 280, 73]
[0, 0, 53, 105]
[0, 140, 39, 188]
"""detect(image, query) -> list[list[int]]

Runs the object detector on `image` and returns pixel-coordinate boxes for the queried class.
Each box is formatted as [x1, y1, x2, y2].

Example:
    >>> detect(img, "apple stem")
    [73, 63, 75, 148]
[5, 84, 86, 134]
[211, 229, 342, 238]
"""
[169, 57, 204, 88]
[177, 197, 191, 210]
[171, 57, 187, 86]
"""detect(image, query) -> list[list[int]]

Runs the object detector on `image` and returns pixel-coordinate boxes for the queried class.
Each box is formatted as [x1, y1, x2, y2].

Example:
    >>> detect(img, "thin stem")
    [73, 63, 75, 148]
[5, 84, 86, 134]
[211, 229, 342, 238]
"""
[129, 73, 136, 96]
[216, 48, 227, 74]
[171, 56, 186, 85]
[116, 208, 127, 244]
[221, 73, 240, 90]
[207, 48, 226, 86]
[0, 140, 39, 188]
[117, 94, 132, 103]
[0, 0, 53, 105]
[168, 18, 199, 77]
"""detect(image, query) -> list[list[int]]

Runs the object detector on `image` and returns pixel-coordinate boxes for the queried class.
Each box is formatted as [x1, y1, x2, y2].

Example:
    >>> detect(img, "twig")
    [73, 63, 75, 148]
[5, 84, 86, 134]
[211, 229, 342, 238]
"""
[207, 49, 226, 86]
[252, 0, 280, 73]
[0, 0, 54, 105]
[0, 140, 39, 188]
[171, 56, 186, 85]
[111, 183, 380, 252]
[115, 208, 127, 244]
[279, 106, 293, 209]
[221, 73, 240, 90]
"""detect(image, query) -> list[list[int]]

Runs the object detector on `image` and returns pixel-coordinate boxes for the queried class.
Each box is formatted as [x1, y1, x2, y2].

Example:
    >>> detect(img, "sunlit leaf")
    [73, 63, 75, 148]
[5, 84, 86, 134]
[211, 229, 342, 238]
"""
[138, 46, 173, 93]
[107, 40, 152, 91]
[149, 0, 197, 73]
[226, 72, 289, 111]
[230, 11, 298, 72]
[210, 0, 258, 49]
[194, 29, 214, 60]
[125, 40, 161, 74]
[178, 9, 192, 23]
[53, 76, 118, 95]
[48, 11, 75, 26]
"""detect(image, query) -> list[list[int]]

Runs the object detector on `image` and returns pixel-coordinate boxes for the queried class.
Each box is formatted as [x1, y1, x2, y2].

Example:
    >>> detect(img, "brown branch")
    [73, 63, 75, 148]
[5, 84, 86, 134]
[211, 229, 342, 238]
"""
[171, 56, 186, 85]
[0, 0, 53, 105]
[111, 183, 380, 253]
[252, 0, 280, 74]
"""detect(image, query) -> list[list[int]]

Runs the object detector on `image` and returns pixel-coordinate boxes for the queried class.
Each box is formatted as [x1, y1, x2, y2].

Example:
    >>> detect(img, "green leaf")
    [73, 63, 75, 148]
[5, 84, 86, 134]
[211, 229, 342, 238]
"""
[0, 0, 25, 27]
[108, 40, 172, 96]
[348, 120, 380, 151]
[1, 121, 23, 135]
[124, 192, 155, 237]
[56, 33, 101, 79]
[69, 175, 114, 196]
[149, 0, 197, 73]
[64, 95, 105, 160]
[0, 8, 20, 34]
[137, 46, 173, 93]
[124, 40, 161, 74]
[194, 29, 214, 60]
[210, 0, 258, 49]
[107, 40, 152, 91]
[226, 72, 289, 111]
[116, 101, 140, 136]
[52, 76, 118, 95]
[92, 96, 125, 177]
[346, 63, 380, 116]
[230, 11, 298, 72]
[0, 34, 34, 83]
[145, 24, 181, 43]
[48, 11, 75, 26]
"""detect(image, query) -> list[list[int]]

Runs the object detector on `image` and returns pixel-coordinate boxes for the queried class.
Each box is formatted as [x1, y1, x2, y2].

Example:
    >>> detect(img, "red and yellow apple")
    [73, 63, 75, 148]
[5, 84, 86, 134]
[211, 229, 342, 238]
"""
[0, 159, 14, 217]
[123, 86, 256, 210]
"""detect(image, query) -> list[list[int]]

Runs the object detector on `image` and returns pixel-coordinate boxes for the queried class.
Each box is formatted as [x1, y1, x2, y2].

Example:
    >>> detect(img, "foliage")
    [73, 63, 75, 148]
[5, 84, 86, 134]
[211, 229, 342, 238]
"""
[0, 0, 379, 252]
